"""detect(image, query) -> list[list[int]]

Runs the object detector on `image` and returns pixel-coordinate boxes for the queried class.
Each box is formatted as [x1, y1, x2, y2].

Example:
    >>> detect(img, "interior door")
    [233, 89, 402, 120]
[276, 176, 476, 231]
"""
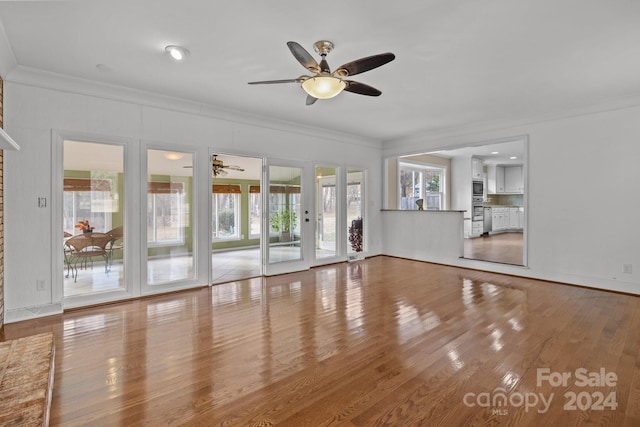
[263, 159, 313, 276]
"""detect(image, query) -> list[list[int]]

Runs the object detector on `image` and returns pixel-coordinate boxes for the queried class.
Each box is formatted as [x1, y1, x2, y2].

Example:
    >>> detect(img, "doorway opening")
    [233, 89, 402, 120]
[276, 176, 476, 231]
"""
[210, 154, 263, 284]
[389, 138, 527, 267]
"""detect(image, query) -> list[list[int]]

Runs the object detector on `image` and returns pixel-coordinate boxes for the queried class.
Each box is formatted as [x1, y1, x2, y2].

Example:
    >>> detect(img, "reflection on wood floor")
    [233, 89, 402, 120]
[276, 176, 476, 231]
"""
[10, 256, 640, 426]
[464, 232, 524, 265]
[65, 249, 262, 296]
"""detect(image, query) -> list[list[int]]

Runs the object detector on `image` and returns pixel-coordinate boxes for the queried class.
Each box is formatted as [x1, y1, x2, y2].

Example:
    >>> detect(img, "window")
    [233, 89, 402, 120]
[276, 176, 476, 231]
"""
[147, 182, 186, 244]
[347, 169, 364, 254]
[249, 185, 261, 238]
[399, 162, 446, 210]
[63, 178, 114, 235]
[268, 185, 300, 236]
[212, 184, 240, 240]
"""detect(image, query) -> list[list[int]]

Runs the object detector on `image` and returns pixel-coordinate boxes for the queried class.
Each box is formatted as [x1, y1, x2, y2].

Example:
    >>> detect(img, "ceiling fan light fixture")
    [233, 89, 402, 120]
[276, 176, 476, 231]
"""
[165, 45, 189, 61]
[302, 76, 346, 99]
[164, 152, 184, 160]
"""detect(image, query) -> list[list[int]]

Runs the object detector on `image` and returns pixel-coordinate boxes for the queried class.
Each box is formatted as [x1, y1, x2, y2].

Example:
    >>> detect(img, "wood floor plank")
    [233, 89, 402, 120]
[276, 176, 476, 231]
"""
[3, 256, 639, 426]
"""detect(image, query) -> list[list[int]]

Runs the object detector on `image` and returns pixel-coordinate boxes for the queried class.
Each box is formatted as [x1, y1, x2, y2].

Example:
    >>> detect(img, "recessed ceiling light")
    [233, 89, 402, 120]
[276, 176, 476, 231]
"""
[165, 45, 189, 61]
[491, 151, 499, 155]
[164, 152, 184, 160]
[510, 156, 517, 160]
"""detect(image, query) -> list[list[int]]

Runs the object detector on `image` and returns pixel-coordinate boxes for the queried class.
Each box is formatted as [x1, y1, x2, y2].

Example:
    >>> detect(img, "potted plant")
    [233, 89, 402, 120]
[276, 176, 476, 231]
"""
[348, 217, 363, 253]
[270, 207, 298, 242]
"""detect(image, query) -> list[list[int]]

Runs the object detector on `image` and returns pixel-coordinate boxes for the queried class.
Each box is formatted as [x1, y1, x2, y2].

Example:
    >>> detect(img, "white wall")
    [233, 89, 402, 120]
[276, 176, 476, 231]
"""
[3, 80, 383, 321]
[381, 211, 464, 262]
[383, 105, 640, 294]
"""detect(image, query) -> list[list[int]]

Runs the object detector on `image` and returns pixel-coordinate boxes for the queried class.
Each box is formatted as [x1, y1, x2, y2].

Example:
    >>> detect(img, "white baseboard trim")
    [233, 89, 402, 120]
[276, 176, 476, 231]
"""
[5, 303, 63, 324]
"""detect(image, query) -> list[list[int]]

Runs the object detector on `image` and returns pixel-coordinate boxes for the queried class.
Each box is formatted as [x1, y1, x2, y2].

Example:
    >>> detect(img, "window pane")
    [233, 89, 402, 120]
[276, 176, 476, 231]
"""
[212, 193, 240, 240]
[147, 192, 184, 243]
[268, 166, 302, 264]
[347, 169, 363, 255]
[399, 163, 446, 210]
[63, 140, 124, 297]
[249, 193, 261, 238]
[316, 166, 338, 259]
[147, 149, 194, 285]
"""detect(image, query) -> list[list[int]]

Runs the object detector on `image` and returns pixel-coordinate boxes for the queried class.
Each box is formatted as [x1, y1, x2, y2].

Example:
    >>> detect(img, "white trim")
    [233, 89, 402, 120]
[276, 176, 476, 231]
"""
[382, 91, 640, 150]
[140, 141, 208, 295]
[5, 303, 63, 324]
[52, 130, 138, 308]
[6, 65, 380, 149]
[0, 127, 20, 150]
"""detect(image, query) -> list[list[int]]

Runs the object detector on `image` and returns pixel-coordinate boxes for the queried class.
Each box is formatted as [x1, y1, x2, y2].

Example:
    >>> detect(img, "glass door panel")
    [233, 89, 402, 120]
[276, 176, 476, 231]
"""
[347, 169, 364, 259]
[146, 149, 195, 285]
[63, 140, 124, 297]
[265, 161, 312, 275]
[211, 154, 263, 284]
[315, 166, 338, 260]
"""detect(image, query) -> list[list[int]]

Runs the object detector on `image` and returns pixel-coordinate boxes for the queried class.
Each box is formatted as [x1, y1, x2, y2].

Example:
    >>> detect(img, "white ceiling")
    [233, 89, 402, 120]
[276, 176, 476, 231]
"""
[421, 139, 525, 166]
[2, 1, 640, 143]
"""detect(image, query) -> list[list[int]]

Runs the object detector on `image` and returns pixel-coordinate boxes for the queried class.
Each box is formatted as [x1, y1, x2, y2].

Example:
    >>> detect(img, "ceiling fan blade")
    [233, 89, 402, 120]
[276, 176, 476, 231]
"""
[344, 81, 382, 96]
[306, 95, 318, 106]
[248, 78, 303, 85]
[225, 165, 245, 171]
[335, 53, 395, 77]
[287, 41, 320, 73]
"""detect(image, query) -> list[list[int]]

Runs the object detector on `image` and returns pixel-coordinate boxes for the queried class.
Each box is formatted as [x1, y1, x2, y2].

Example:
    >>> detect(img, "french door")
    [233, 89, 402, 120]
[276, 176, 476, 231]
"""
[263, 159, 313, 276]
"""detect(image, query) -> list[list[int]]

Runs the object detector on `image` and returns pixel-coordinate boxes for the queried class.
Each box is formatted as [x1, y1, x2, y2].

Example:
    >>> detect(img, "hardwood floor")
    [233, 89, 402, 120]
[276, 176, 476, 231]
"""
[464, 232, 524, 265]
[4, 256, 640, 426]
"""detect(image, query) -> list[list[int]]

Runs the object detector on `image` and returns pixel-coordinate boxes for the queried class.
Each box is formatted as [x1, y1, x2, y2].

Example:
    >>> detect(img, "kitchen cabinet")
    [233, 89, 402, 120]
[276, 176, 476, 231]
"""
[492, 208, 509, 231]
[488, 165, 523, 194]
[491, 207, 525, 231]
[472, 157, 483, 180]
[509, 208, 519, 228]
[471, 221, 483, 237]
[487, 164, 505, 193]
[504, 166, 524, 193]
[517, 208, 524, 228]
[496, 166, 505, 193]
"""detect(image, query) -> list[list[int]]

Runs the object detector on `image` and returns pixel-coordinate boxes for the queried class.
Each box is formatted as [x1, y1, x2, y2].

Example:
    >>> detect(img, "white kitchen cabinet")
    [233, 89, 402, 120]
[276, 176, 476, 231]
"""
[496, 166, 505, 193]
[517, 208, 524, 228]
[488, 165, 523, 194]
[472, 157, 483, 180]
[509, 208, 519, 228]
[487, 164, 503, 194]
[471, 221, 483, 237]
[492, 207, 509, 231]
[504, 166, 524, 193]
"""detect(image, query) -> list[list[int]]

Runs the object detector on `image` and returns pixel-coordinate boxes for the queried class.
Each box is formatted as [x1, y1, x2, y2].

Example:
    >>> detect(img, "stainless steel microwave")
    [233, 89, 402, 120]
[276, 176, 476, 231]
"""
[472, 180, 483, 197]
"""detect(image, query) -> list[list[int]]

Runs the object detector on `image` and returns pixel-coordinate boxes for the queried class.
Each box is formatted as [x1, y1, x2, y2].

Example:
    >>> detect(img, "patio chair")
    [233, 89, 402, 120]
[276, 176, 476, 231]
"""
[65, 232, 112, 282]
[106, 226, 123, 269]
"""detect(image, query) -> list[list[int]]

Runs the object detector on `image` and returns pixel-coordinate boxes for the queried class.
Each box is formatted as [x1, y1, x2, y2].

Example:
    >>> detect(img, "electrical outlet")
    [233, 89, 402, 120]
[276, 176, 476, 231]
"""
[37, 197, 47, 208]
[623, 264, 632, 274]
[36, 280, 46, 291]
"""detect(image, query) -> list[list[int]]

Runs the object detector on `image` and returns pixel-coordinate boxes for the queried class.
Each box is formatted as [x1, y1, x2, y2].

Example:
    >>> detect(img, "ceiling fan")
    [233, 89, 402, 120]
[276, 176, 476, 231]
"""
[184, 154, 245, 177]
[211, 154, 244, 177]
[248, 40, 395, 105]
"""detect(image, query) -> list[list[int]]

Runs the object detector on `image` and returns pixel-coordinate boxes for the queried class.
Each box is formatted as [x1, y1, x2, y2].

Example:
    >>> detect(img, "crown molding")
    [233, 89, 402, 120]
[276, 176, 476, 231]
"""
[383, 91, 640, 153]
[4, 65, 381, 150]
